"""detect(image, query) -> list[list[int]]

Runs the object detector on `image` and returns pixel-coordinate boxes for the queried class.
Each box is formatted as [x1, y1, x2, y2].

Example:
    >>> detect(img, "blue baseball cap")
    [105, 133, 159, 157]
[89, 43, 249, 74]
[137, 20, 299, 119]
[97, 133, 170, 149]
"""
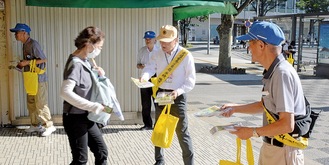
[236, 21, 285, 46]
[10, 23, 31, 33]
[143, 31, 156, 39]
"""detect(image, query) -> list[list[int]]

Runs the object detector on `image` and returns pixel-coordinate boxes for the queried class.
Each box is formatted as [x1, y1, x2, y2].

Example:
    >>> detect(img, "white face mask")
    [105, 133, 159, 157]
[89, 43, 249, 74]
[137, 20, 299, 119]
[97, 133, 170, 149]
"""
[87, 45, 101, 59]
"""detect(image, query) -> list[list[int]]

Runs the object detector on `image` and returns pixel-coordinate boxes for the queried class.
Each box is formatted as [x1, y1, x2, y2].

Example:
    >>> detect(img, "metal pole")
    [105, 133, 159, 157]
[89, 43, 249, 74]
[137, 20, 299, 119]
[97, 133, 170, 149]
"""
[256, 0, 259, 17]
[207, 14, 210, 54]
[297, 16, 304, 72]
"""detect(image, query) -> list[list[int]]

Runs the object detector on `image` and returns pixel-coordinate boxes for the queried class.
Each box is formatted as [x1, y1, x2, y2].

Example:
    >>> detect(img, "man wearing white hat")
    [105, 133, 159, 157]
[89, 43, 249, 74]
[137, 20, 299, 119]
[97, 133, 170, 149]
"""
[141, 25, 196, 165]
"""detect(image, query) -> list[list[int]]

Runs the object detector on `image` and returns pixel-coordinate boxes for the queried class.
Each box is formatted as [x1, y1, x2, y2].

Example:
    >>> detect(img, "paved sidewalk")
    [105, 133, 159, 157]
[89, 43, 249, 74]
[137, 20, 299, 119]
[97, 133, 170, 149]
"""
[0, 44, 328, 165]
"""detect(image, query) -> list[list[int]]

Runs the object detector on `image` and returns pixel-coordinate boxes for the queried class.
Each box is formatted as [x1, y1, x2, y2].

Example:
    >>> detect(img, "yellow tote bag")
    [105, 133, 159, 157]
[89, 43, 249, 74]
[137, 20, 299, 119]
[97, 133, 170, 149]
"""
[287, 53, 294, 65]
[23, 59, 38, 95]
[151, 104, 179, 148]
[219, 138, 254, 165]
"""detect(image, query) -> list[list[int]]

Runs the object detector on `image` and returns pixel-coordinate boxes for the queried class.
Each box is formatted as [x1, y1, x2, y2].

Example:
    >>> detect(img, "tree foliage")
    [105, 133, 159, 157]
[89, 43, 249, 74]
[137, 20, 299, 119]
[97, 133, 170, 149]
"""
[297, 0, 329, 13]
[250, 0, 287, 16]
[216, 0, 254, 69]
[179, 16, 208, 47]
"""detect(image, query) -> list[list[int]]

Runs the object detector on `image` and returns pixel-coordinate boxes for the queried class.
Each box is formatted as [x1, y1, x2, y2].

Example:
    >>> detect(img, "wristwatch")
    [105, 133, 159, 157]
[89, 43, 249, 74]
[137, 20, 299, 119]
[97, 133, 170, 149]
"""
[253, 128, 260, 137]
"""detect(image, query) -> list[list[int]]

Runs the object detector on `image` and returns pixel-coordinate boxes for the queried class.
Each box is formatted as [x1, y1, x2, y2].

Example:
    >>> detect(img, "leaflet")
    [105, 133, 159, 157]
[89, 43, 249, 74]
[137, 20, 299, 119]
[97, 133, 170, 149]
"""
[131, 77, 154, 88]
[194, 106, 232, 117]
[154, 92, 174, 105]
[210, 123, 242, 135]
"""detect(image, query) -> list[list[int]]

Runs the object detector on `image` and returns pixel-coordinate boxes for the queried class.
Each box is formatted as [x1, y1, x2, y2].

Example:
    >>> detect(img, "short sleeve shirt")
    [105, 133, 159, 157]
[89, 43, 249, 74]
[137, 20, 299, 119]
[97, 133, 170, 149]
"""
[262, 55, 305, 125]
[23, 38, 48, 82]
[62, 54, 93, 114]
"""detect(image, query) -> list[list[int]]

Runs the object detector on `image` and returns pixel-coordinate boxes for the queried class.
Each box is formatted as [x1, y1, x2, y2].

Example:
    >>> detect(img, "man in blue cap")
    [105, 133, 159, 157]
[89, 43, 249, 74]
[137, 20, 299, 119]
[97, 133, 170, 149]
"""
[136, 30, 158, 130]
[10, 23, 56, 137]
[220, 21, 306, 165]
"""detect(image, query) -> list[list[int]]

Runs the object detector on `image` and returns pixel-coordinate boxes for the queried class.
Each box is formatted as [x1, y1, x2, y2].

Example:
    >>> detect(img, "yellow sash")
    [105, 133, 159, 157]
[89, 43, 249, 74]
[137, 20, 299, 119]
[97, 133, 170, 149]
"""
[151, 48, 189, 98]
[263, 106, 308, 149]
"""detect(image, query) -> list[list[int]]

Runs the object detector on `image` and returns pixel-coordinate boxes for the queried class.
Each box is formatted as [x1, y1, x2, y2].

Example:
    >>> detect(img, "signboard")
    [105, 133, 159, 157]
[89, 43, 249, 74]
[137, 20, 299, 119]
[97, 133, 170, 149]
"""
[245, 20, 252, 28]
[318, 22, 329, 64]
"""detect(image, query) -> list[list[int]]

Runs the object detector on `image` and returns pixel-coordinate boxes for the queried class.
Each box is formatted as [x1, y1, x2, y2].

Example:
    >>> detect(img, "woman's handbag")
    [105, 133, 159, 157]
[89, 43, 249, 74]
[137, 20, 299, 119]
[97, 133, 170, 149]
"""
[219, 138, 254, 165]
[151, 104, 179, 148]
[67, 57, 124, 126]
[23, 59, 38, 95]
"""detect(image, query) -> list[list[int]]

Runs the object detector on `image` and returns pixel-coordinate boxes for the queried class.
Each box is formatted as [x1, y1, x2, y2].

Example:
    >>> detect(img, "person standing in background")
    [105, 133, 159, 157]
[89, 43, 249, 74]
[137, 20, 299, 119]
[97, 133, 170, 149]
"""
[137, 31, 158, 130]
[10, 23, 56, 137]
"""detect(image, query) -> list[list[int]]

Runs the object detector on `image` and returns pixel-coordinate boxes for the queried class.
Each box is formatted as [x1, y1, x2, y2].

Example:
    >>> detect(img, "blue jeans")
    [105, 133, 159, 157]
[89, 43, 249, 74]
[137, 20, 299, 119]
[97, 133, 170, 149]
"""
[63, 113, 108, 165]
[154, 93, 194, 165]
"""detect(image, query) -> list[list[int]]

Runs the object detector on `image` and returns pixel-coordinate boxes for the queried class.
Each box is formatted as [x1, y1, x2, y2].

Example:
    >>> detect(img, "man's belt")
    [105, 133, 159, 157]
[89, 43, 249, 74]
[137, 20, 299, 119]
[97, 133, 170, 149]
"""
[263, 136, 284, 147]
[158, 88, 174, 92]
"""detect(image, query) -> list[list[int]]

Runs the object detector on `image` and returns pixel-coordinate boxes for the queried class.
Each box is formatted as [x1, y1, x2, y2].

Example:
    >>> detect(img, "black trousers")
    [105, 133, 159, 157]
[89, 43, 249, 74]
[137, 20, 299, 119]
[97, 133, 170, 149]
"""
[140, 87, 154, 127]
[154, 93, 194, 165]
[63, 113, 108, 165]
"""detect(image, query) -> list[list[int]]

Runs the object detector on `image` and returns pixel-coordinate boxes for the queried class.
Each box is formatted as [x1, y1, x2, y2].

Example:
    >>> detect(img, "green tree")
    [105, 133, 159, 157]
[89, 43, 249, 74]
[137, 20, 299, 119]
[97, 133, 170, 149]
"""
[250, 0, 288, 16]
[217, 0, 254, 70]
[217, 0, 289, 69]
[179, 16, 208, 47]
[297, 0, 329, 13]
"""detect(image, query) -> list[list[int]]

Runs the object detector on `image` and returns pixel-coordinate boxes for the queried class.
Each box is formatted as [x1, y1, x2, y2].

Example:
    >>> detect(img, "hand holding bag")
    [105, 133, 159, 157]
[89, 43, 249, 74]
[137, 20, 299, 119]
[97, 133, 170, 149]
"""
[23, 59, 38, 95]
[151, 104, 179, 148]
[219, 138, 254, 165]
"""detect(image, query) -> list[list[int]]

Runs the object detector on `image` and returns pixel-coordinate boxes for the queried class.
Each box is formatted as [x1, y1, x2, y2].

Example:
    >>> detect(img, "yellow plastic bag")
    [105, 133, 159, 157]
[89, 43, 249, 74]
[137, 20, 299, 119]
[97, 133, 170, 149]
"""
[151, 104, 179, 148]
[219, 138, 254, 165]
[23, 59, 38, 95]
[287, 53, 294, 65]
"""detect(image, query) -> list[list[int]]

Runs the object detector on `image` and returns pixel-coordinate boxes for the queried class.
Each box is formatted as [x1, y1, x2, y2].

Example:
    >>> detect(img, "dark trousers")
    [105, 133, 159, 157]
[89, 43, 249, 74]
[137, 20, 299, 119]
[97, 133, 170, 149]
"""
[63, 113, 108, 165]
[140, 87, 154, 127]
[154, 93, 194, 165]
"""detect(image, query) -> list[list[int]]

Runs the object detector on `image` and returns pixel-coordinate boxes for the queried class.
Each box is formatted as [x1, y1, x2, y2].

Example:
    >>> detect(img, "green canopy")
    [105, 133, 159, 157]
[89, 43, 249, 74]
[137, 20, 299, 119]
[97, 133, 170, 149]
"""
[26, 0, 238, 20]
[26, 0, 239, 8]
[173, 3, 237, 20]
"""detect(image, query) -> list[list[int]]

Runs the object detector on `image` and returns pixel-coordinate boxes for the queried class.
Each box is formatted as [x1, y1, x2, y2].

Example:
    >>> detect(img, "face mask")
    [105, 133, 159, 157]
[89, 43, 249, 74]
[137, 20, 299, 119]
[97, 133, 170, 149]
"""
[87, 45, 101, 59]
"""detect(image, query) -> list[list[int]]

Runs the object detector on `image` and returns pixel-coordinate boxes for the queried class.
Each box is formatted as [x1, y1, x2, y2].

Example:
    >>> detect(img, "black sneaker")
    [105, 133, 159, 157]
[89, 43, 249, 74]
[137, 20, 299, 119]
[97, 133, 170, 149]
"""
[140, 126, 153, 130]
[154, 160, 165, 165]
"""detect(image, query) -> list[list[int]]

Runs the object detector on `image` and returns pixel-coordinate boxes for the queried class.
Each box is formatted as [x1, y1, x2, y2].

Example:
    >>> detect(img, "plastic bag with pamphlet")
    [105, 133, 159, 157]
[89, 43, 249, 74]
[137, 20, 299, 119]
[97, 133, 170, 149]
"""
[154, 92, 174, 105]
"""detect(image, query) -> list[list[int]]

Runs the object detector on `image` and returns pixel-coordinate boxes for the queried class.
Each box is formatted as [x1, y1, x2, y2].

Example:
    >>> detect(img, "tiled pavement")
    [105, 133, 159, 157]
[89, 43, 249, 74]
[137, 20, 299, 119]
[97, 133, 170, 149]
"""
[0, 44, 328, 165]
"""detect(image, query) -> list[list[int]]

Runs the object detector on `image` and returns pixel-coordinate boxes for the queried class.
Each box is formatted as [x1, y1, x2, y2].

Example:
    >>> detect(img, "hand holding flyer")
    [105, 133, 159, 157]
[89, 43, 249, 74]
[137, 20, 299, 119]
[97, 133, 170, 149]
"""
[131, 77, 154, 88]
[194, 106, 232, 117]
[210, 123, 242, 135]
[155, 92, 174, 105]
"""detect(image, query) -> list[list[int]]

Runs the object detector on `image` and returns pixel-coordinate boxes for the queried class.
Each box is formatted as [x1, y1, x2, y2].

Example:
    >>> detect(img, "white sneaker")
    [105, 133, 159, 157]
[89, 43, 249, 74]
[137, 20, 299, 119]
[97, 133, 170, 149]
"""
[41, 126, 56, 137]
[25, 125, 45, 133]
